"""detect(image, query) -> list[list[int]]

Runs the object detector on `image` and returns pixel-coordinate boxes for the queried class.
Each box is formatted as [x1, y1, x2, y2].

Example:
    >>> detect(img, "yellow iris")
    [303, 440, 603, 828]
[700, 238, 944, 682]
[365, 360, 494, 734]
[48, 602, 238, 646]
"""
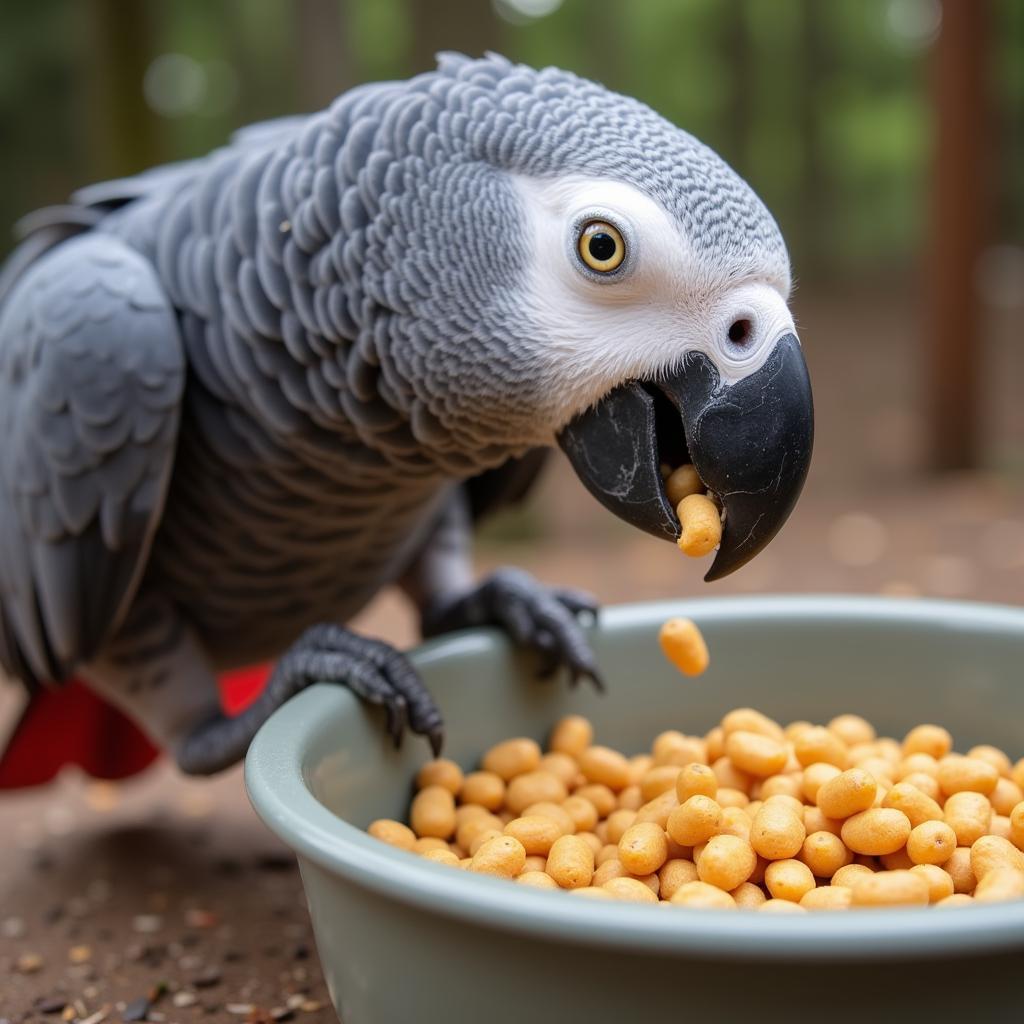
[577, 221, 625, 273]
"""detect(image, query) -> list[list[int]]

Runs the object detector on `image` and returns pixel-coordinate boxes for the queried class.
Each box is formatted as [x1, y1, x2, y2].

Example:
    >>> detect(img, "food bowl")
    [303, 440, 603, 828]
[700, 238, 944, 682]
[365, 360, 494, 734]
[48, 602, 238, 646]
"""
[245, 596, 1024, 1024]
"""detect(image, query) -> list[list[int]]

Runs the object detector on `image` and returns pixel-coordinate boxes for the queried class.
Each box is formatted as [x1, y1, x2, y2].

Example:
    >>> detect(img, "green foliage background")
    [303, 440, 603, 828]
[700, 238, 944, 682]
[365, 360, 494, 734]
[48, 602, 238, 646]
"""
[1, 0, 1021, 280]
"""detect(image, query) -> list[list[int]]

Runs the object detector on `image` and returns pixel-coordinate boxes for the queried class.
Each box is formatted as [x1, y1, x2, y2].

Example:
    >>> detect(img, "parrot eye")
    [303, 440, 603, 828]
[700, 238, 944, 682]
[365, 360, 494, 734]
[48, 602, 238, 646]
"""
[577, 221, 625, 274]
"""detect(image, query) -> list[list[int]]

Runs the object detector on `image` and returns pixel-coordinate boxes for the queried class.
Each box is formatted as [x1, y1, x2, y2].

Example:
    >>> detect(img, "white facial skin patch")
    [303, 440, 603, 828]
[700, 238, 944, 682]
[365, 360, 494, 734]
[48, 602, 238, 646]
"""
[511, 175, 798, 432]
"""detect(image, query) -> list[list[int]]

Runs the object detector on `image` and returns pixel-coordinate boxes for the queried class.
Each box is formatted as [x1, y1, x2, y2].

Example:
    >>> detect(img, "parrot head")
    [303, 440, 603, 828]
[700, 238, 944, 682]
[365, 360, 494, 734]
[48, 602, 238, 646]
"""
[365, 54, 812, 579]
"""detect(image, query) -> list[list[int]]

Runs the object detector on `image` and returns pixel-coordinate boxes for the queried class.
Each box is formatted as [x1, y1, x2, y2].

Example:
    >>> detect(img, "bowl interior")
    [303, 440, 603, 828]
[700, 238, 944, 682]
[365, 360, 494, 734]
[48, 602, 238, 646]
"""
[246, 596, 1024, 959]
[304, 596, 1024, 825]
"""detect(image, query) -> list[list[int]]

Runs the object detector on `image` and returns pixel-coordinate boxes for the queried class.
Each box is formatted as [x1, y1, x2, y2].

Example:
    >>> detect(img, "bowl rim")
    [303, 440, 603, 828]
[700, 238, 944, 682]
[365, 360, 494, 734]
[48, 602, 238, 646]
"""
[245, 594, 1024, 962]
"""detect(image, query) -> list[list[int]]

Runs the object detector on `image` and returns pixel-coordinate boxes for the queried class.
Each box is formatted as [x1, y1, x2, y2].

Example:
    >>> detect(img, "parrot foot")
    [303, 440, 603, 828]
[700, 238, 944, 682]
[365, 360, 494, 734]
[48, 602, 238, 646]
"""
[421, 567, 603, 690]
[177, 625, 443, 774]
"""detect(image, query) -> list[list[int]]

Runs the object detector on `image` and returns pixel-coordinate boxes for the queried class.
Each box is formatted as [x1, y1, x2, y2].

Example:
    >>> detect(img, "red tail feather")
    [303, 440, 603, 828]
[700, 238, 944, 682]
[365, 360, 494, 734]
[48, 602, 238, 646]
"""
[0, 664, 272, 789]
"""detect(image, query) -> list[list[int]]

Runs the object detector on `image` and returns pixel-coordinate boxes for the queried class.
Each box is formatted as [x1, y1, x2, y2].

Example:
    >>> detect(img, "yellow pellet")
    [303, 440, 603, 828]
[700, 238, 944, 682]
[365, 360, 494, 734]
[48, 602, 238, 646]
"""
[601, 876, 659, 904]
[882, 782, 944, 828]
[991, 814, 1013, 841]
[902, 724, 952, 760]
[827, 714, 876, 747]
[569, 886, 614, 900]
[505, 770, 568, 815]
[416, 758, 464, 795]
[831, 863, 875, 889]
[658, 858, 699, 901]
[800, 885, 853, 911]
[670, 881, 736, 909]
[653, 730, 709, 766]
[421, 848, 461, 868]
[765, 859, 816, 903]
[849, 870, 929, 907]
[540, 752, 579, 789]
[468, 835, 526, 878]
[717, 806, 753, 842]
[522, 802, 576, 835]
[900, 772, 942, 802]
[897, 752, 940, 781]
[758, 774, 803, 801]
[549, 715, 593, 757]
[936, 894, 975, 908]
[794, 727, 848, 769]
[750, 802, 806, 860]
[516, 870, 559, 889]
[1012, 758, 1024, 791]
[578, 746, 632, 791]
[591, 859, 627, 887]
[410, 785, 457, 840]
[522, 855, 547, 873]
[413, 836, 450, 854]
[937, 755, 999, 798]
[801, 762, 842, 803]
[879, 847, 915, 872]
[639, 765, 683, 803]
[561, 795, 599, 833]
[665, 463, 704, 506]
[971, 834, 1024, 881]
[840, 808, 912, 856]
[725, 731, 789, 778]
[577, 832, 603, 857]
[675, 763, 718, 803]
[1010, 803, 1024, 849]
[482, 738, 542, 781]
[758, 899, 806, 913]
[574, 783, 617, 819]
[604, 809, 638, 845]
[816, 768, 878, 820]
[704, 727, 726, 762]
[469, 828, 504, 856]
[905, 820, 957, 865]
[716, 787, 750, 809]
[803, 806, 844, 838]
[503, 815, 565, 857]
[368, 819, 417, 851]
[634, 789, 680, 830]
[730, 881, 767, 909]
[667, 795, 722, 847]
[944, 791, 992, 847]
[945, 847, 976, 894]
[618, 821, 670, 876]
[658, 617, 710, 677]
[456, 812, 504, 852]
[617, 784, 644, 811]
[722, 708, 785, 741]
[696, 835, 757, 891]
[546, 834, 595, 889]
[974, 867, 1024, 903]
[989, 778, 1024, 817]
[800, 831, 853, 879]
[966, 744, 1012, 777]
[676, 493, 722, 557]
[910, 863, 955, 903]
[460, 771, 506, 810]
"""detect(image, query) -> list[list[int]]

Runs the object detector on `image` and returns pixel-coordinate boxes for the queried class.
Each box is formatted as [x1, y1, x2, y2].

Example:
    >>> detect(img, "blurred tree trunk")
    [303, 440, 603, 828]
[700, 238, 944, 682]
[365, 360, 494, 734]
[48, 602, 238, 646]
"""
[722, 0, 752, 175]
[795, 0, 828, 270]
[409, 0, 500, 75]
[84, 0, 161, 179]
[924, 0, 991, 471]
[295, 0, 353, 110]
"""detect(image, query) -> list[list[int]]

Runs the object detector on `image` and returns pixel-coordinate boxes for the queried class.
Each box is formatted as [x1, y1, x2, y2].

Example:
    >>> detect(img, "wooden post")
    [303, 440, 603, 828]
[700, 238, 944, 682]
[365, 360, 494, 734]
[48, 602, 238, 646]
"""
[924, 0, 991, 471]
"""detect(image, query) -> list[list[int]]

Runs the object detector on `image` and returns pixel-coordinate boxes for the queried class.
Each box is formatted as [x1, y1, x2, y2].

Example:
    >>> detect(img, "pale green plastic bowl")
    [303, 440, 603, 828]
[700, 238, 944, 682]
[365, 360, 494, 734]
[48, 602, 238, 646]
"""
[246, 596, 1024, 1024]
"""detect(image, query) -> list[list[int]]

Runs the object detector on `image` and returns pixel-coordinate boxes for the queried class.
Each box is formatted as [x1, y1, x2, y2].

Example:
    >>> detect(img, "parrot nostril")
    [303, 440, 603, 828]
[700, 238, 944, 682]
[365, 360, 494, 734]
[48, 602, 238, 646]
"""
[727, 319, 753, 345]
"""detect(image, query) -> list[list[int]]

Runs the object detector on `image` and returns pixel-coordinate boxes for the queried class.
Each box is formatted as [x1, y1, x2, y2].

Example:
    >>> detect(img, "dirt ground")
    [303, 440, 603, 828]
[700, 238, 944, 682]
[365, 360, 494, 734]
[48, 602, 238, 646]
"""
[2, 285, 1022, 1021]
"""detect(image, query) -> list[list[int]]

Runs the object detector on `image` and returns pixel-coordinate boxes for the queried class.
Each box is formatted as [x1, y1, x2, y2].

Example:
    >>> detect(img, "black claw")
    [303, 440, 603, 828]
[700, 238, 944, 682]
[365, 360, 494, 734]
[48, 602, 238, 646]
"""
[428, 726, 445, 757]
[385, 695, 408, 747]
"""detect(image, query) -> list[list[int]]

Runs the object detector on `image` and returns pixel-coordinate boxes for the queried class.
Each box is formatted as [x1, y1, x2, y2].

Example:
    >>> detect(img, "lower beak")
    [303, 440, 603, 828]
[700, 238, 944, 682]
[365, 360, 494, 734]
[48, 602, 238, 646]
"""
[557, 333, 813, 581]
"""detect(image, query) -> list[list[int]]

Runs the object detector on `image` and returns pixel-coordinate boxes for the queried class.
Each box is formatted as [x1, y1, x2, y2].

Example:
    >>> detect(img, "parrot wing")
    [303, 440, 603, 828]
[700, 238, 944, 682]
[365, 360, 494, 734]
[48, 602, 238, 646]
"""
[0, 232, 185, 686]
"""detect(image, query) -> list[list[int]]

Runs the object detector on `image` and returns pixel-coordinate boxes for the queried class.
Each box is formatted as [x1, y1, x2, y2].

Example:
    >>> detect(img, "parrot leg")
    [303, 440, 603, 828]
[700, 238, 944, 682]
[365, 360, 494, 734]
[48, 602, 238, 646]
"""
[176, 624, 444, 774]
[406, 491, 602, 689]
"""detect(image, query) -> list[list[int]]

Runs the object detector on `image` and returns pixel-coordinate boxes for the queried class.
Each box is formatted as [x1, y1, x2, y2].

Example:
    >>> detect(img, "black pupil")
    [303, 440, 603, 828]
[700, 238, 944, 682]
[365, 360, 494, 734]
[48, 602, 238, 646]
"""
[588, 232, 618, 263]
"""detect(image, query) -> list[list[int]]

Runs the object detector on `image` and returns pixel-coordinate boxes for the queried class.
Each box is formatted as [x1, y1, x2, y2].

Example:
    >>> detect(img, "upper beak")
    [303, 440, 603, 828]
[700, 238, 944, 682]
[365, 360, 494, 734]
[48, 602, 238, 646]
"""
[557, 333, 813, 581]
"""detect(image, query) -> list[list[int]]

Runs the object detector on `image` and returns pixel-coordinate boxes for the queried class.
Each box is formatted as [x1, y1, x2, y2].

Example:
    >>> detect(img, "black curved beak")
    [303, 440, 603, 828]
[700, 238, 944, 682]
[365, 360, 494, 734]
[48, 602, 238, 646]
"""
[557, 333, 813, 581]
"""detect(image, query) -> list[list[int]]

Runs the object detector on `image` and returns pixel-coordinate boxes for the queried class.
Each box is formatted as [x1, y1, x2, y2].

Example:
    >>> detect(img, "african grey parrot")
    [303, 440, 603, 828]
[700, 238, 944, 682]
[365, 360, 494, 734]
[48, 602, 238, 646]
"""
[0, 53, 812, 779]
